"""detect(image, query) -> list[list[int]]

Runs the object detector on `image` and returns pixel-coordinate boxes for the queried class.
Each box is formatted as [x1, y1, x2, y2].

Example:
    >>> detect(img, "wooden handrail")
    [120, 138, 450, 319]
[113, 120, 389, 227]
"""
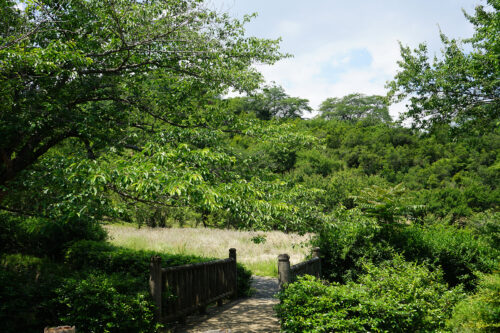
[150, 248, 238, 323]
[290, 257, 320, 271]
[161, 258, 233, 272]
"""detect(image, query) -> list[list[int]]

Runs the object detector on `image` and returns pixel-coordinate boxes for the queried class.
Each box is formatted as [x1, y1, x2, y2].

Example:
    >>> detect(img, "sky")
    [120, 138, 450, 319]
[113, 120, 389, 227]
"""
[209, 0, 481, 119]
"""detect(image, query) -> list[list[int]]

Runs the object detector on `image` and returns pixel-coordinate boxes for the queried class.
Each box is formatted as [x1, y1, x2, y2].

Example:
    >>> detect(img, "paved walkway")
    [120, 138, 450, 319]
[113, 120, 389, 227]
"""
[173, 276, 280, 333]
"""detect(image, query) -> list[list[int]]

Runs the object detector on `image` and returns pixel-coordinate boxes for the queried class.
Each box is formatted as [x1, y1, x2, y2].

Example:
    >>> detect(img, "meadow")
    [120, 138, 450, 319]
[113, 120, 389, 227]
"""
[106, 224, 312, 277]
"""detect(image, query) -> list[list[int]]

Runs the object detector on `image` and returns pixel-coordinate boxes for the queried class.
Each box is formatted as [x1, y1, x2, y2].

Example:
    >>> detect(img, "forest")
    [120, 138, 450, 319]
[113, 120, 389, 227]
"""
[0, 0, 499, 332]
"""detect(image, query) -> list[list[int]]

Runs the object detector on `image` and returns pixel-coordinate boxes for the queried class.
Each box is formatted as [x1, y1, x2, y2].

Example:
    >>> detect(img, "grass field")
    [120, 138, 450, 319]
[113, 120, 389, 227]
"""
[106, 225, 312, 277]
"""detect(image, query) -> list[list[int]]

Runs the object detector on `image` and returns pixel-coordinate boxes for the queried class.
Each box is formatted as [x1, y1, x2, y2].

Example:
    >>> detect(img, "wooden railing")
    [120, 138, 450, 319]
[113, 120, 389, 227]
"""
[149, 248, 237, 323]
[278, 247, 321, 290]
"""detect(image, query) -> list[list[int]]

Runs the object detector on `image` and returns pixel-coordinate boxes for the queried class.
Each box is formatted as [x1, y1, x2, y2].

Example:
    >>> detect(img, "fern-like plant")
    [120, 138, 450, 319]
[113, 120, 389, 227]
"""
[351, 184, 424, 224]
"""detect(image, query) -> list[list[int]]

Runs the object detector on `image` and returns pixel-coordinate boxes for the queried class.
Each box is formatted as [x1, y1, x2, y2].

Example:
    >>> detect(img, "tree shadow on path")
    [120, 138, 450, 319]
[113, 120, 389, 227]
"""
[173, 276, 280, 333]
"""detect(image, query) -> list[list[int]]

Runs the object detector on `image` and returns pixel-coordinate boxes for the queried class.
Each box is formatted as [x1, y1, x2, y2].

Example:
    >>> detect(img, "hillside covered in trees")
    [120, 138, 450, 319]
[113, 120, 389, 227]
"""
[0, 0, 498, 332]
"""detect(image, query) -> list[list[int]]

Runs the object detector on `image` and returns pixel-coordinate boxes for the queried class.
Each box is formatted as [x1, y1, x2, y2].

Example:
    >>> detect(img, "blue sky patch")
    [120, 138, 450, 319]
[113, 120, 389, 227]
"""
[348, 48, 373, 68]
[317, 48, 373, 83]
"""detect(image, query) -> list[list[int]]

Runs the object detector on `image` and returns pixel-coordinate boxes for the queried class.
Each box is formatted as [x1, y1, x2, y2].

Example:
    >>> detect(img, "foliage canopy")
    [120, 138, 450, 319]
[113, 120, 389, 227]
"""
[388, 0, 499, 134]
[319, 93, 392, 124]
[0, 0, 323, 230]
[227, 84, 312, 120]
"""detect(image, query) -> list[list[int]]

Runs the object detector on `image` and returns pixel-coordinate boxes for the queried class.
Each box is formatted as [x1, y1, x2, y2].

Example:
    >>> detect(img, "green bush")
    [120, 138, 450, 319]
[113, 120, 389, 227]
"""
[415, 187, 473, 219]
[0, 212, 106, 258]
[276, 256, 465, 333]
[1, 255, 154, 333]
[468, 210, 500, 250]
[55, 272, 158, 333]
[0, 254, 65, 332]
[294, 149, 343, 177]
[390, 224, 499, 289]
[313, 208, 394, 283]
[314, 208, 498, 289]
[237, 263, 253, 297]
[1, 242, 253, 333]
[448, 271, 500, 332]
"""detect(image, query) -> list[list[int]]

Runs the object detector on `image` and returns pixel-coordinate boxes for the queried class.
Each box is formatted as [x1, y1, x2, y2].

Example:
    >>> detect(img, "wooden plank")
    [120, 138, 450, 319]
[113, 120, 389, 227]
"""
[161, 258, 232, 273]
[186, 267, 192, 310]
[158, 252, 243, 323]
[162, 291, 233, 322]
[290, 257, 319, 272]
[178, 269, 184, 310]
[203, 263, 209, 302]
[208, 264, 214, 300]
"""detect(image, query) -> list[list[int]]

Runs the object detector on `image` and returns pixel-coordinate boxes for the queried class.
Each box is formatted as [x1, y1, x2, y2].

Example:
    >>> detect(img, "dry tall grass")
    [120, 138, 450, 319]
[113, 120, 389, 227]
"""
[105, 225, 312, 277]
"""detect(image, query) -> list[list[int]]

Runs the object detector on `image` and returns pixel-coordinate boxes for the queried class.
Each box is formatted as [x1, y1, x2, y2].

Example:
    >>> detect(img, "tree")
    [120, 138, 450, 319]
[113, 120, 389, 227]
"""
[1, 0, 327, 230]
[231, 84, 312, 120]
[0, 0, 328, 233]
[318, 93, 392, 123]
[387, 0, 499, 134]
[0, 0, 284, 192]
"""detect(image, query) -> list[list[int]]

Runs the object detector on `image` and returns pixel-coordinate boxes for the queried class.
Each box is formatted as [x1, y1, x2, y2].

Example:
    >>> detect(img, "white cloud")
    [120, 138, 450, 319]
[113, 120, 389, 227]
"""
[275, 20, 302, 38]
[256, 38, 402, 116]
[212, 0, 479, 119]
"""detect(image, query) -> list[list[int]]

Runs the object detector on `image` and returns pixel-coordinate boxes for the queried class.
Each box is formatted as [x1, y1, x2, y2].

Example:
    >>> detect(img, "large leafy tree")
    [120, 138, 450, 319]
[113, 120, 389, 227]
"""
[0, 0, 324, 230]
[0, 0, 283, 188]
[228, 84, 312, 120]
[387, 0, 499, 134]
[318, 93, 392, 123]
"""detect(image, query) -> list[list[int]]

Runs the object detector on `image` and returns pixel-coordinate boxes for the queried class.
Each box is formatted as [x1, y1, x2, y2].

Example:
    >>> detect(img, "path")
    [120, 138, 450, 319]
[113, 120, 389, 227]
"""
[173, 276, 280, 333]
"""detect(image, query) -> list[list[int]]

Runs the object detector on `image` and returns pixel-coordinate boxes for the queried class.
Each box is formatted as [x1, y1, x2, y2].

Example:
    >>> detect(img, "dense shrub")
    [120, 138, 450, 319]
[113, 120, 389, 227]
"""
[294, 149, 343, 177]
[314, 208, 498, 289]
[312, 208, 394, 283]
[55, 272, 158, 333]
[0, 212, 106, 258]
[1, 254, 156, 333]
[448, 271, 500, 332]
[295, 119, 500, 222]
[390, 224, 499, 289]
[1, 241, 253, 333]
[468, 210, 500, 249]
[0, 254, 65, 332]
[276, 256, 465, 333]
[237, 263, 254, 297]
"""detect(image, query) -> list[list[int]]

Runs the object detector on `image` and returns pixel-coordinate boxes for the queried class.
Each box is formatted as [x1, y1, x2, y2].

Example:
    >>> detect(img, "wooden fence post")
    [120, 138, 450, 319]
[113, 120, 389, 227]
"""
[229, 248, 237, 299]
[278, 253, 291, 290]
[149, 255, 162, 321]
[312, 247, 321, 278]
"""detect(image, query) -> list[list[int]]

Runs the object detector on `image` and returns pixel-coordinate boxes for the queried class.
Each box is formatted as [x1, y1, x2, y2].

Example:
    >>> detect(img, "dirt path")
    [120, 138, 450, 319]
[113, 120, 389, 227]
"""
[173, 276, 280, 333]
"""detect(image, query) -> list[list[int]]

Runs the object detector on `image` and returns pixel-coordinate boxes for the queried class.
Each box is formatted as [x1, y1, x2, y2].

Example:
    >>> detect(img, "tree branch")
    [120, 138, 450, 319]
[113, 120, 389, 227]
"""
[124, 144, 143, 152]
[0, 205, 44, 217]
[0, 22, 47, 51]
[107, 184, 181, 208]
